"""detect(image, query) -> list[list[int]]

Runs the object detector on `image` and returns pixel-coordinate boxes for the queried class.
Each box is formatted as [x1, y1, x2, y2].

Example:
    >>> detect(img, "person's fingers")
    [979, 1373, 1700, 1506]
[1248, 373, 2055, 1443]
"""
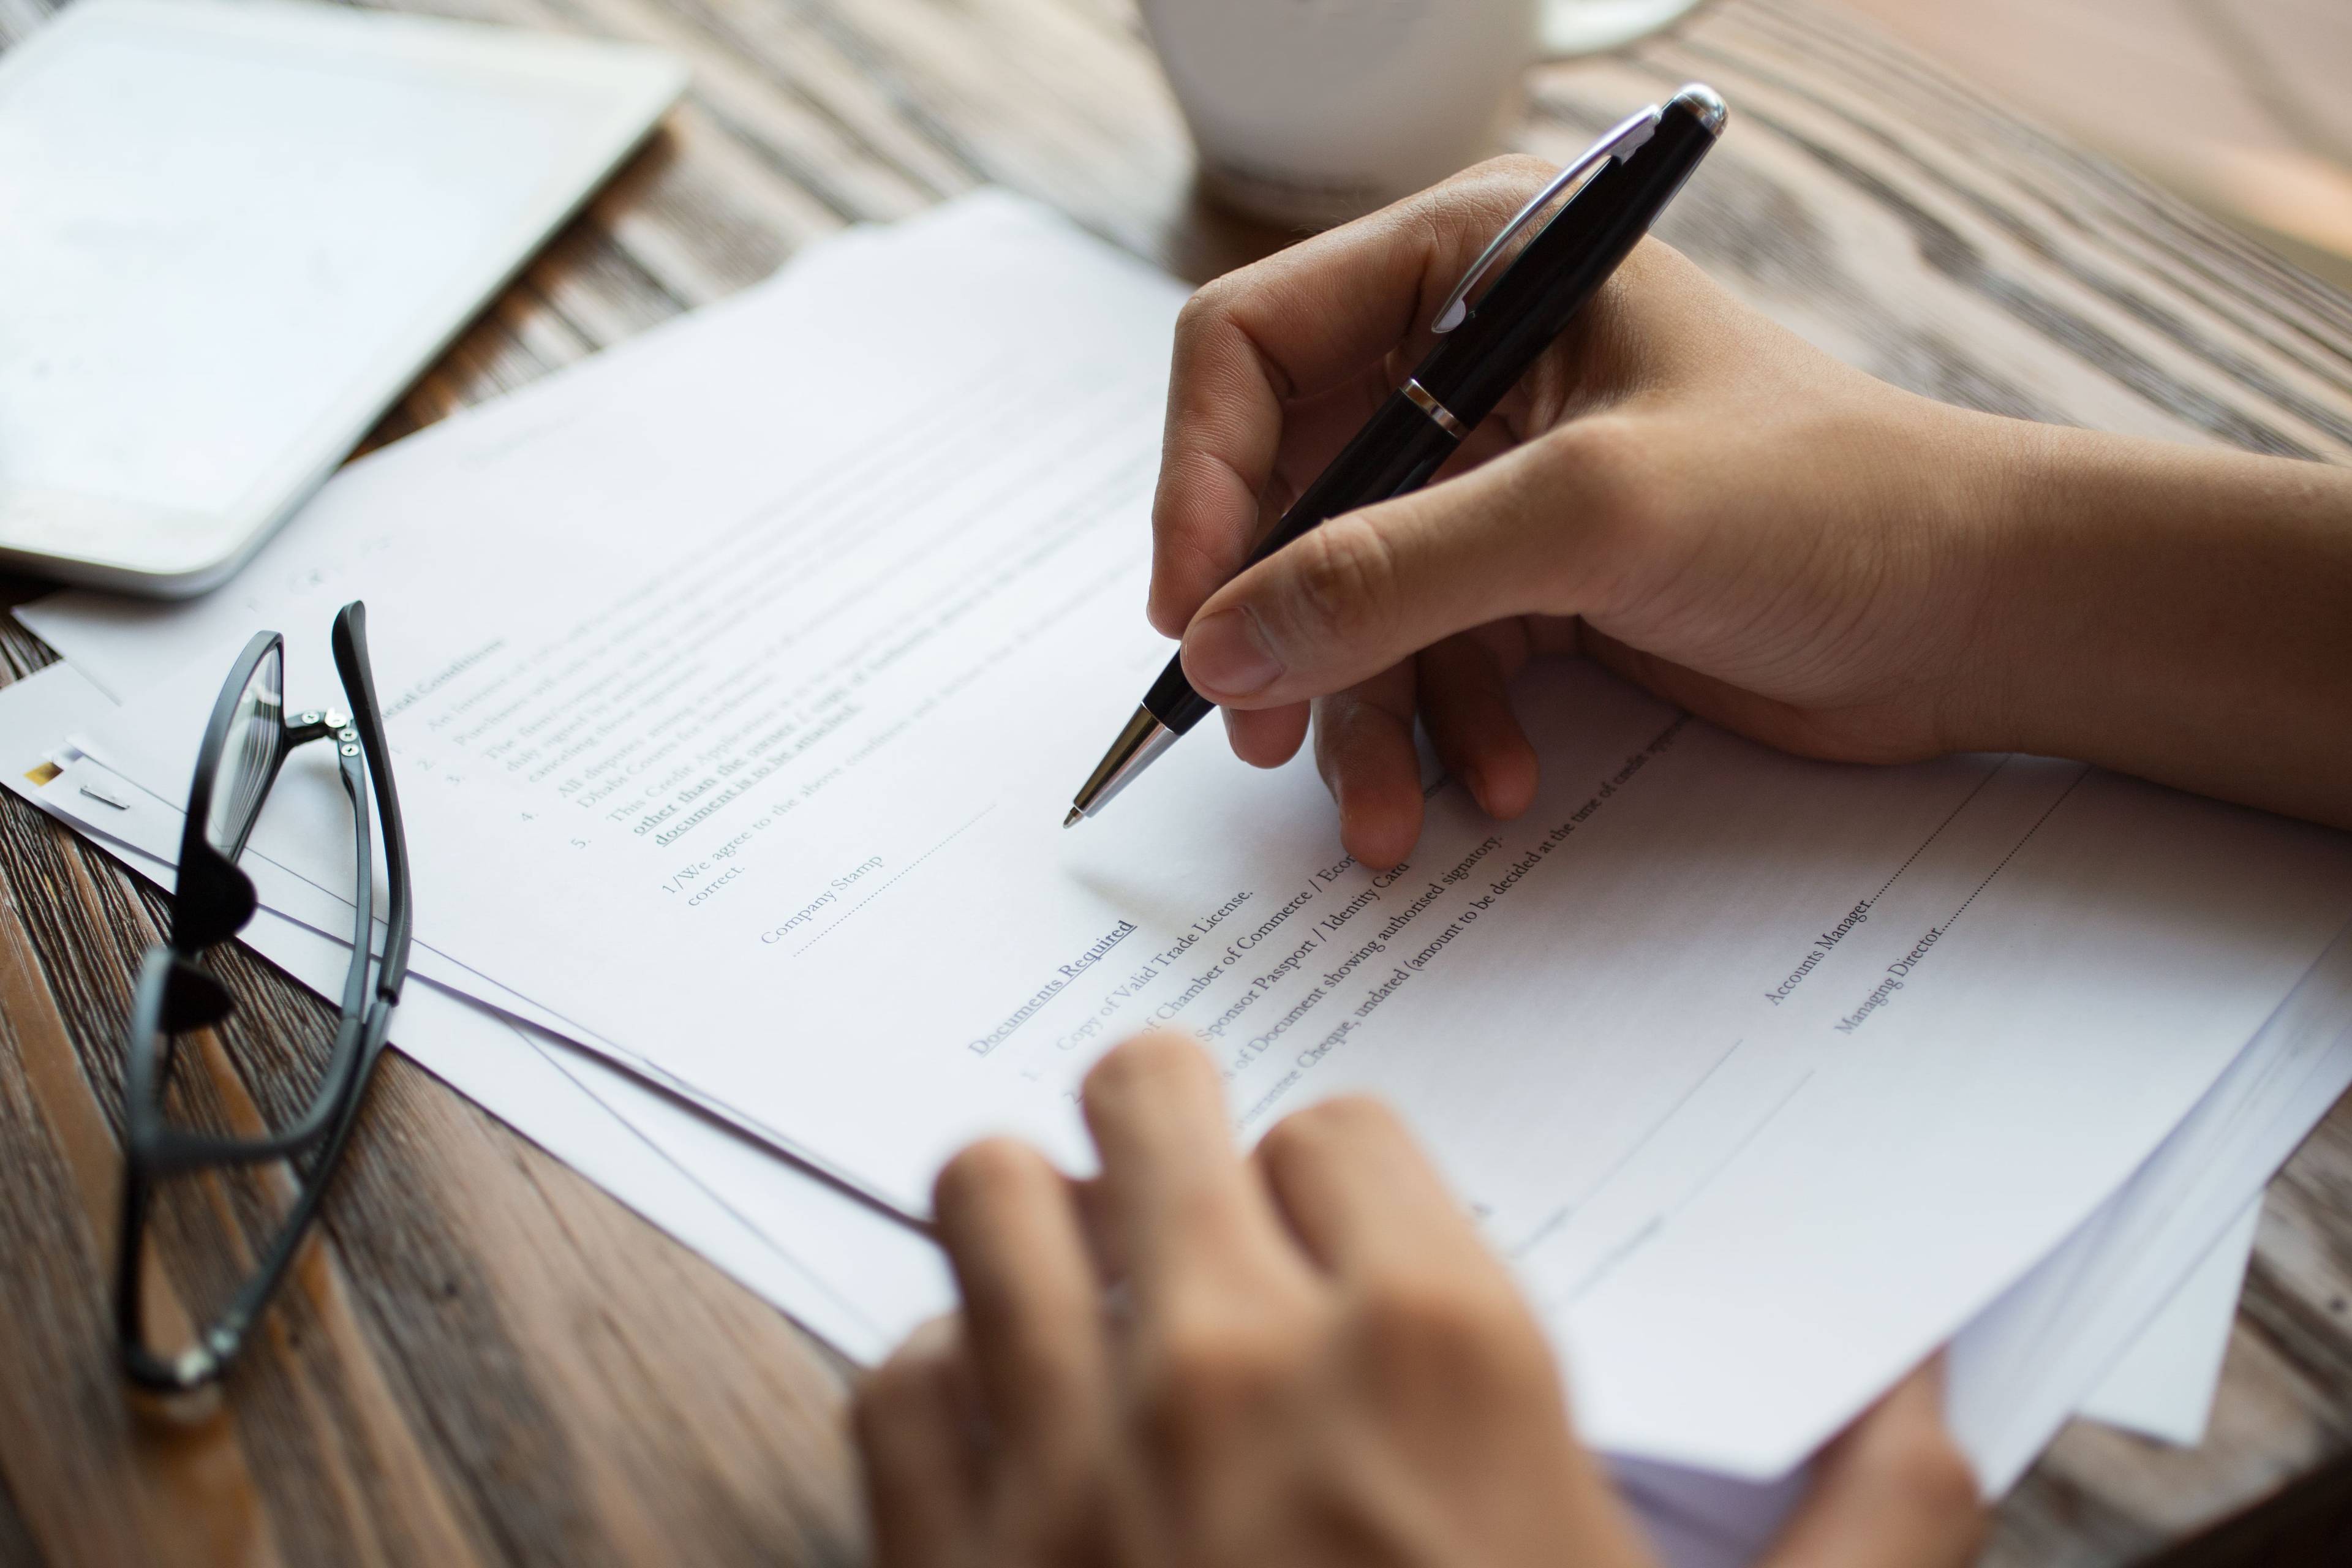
[1079, 1033, 1302, 1306]
[1313, 661, 1424, 870]
[1417, 629, 1540, 820]
[853, 1316, 985, 1568]
[1758, 1360, 1985, 1568]
[1149, 157, 1562, 636]
[1179, 429, 1623, 710]
[1254, 1095, 1498, 1285]
[930, 1139, 1110, 1465]
[1224, 701, 1310, 769]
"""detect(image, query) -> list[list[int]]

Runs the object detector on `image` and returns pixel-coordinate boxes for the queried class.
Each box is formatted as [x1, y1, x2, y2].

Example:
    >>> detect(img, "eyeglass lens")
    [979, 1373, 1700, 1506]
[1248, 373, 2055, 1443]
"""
[206, 641, 282, 856]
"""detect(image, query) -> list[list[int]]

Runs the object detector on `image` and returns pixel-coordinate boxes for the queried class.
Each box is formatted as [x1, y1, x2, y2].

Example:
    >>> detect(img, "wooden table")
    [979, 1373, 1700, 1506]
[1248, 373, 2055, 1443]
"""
[2, 0, 2348, 1563]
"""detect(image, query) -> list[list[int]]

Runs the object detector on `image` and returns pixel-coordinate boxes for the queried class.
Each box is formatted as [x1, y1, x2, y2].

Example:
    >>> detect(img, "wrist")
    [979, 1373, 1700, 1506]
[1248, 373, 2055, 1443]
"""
[1930, 413, 2086, 758]
[1950, 417, 2352, 826]
[1878, 403, 2064, 761]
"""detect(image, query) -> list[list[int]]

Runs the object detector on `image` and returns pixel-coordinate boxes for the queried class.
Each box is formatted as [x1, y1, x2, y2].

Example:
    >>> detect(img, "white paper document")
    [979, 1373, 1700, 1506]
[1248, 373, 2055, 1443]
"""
[7, 651, 2299, 1494]
[25, 194, 2352, 1479]
[1945, 930, 2352, 1488]
[1572, 914, 2352, 1557]
[2079, 1197, 2260, 1446]
[0, 661, 953, 1363]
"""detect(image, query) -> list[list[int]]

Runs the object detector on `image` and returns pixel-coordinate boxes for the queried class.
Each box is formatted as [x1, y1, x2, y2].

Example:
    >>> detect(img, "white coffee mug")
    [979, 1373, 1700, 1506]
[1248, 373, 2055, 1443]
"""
[1139, 0, 1538, 230]
[1541, 0, 1709, 56]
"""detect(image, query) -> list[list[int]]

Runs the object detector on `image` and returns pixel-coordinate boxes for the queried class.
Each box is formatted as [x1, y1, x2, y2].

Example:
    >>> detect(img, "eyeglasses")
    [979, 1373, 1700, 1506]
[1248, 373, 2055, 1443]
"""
[116, 600, 411, 1392]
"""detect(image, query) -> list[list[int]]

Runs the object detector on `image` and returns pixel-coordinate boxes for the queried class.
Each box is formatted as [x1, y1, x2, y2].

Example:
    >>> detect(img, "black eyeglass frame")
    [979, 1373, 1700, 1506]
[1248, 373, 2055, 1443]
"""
[116, 600, 412, 1392]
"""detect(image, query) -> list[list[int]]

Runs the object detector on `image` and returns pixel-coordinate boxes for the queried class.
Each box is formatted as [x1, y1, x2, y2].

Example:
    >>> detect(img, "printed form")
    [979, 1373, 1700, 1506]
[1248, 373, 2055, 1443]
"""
[39, 195, 2352, 1476]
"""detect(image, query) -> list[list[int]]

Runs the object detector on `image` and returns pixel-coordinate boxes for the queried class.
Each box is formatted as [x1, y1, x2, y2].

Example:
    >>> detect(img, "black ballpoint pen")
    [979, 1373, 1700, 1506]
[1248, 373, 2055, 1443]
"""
[1065, 83, 1727, 827]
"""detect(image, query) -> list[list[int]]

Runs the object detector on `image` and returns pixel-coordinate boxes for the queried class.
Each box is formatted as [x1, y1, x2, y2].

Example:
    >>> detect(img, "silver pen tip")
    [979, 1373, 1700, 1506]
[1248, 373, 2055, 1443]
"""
[1066, 705, 1180, 826]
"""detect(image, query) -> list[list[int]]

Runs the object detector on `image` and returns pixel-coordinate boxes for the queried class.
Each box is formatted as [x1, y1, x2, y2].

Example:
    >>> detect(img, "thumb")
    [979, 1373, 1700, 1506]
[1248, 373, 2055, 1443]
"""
[1756, 1360, 1985, 1568]
[1178, 433, 1596, 708]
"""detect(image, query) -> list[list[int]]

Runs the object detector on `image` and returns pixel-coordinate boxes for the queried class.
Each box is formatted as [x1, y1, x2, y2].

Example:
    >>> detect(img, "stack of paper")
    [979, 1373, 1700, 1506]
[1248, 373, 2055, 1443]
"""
[10, 195, 2350, 1564]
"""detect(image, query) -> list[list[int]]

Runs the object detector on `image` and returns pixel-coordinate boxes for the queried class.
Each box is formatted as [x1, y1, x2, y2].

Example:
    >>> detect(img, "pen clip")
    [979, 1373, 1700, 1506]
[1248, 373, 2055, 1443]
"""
[1431, 106, 1662, 334]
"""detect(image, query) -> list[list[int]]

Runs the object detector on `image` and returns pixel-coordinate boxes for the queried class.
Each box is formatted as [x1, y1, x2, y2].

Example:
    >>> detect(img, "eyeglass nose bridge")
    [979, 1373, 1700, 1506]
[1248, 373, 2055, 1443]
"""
[283, 707, 352, 746]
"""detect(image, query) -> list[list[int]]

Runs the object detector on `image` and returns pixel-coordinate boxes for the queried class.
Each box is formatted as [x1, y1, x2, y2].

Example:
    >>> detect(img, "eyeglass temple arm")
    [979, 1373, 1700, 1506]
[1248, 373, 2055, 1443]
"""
[331, 601, 411, 1000]
[118, 1001, 398, 1393]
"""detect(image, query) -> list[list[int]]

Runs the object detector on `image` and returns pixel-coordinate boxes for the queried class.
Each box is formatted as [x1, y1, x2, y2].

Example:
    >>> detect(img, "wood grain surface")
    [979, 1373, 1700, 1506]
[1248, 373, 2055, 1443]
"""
[3, 0, 2350, 1564]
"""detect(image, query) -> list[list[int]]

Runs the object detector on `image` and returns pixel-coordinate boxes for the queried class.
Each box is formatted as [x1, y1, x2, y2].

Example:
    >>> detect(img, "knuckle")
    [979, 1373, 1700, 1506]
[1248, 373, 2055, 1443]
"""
[1540, 420, 1668, 597]
[1351, 1274, 1541, 1393]
[1172, 278, 1246, 359]
[1281, 516, 1399, 649]
[1134, 1312, 1298, 1470]
[1465, 152, 1558, 199]
[1422, 155, 1556, 225]
[1531, 420, 1609, 516]
[1174, 281, 1226, 338]
[1361, 1276, 1493, 1354]
[1555, 418, 1659, 532]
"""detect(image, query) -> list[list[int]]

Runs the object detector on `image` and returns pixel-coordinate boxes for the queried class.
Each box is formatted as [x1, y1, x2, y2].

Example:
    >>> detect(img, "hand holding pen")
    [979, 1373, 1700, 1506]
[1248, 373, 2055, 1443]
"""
[1070, 87, 1727, 835]
[1090, 83, 2352, 863]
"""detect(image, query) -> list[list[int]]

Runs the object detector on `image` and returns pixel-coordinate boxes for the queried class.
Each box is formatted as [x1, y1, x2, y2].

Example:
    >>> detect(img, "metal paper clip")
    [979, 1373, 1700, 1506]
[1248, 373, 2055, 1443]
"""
[1430, 105, 1663, 334]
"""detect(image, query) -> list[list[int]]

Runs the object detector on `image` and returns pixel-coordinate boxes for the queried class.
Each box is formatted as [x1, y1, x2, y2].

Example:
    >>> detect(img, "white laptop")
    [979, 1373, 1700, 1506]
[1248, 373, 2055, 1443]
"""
[0, 0, 686, 595]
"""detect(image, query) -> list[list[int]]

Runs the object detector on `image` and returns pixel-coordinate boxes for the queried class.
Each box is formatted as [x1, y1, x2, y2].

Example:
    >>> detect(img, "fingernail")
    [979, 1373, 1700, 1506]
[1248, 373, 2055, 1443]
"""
[1183, 608, 1283, 697]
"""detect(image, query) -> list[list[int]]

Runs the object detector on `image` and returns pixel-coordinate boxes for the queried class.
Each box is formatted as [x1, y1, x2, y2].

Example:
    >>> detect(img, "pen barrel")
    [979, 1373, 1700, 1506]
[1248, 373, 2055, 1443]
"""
[1145, 388, 1459, 734]
[1245, 390, 1459, 567]
[1144, 654, 1216, 733]
[1412, 101, 1719, 428]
